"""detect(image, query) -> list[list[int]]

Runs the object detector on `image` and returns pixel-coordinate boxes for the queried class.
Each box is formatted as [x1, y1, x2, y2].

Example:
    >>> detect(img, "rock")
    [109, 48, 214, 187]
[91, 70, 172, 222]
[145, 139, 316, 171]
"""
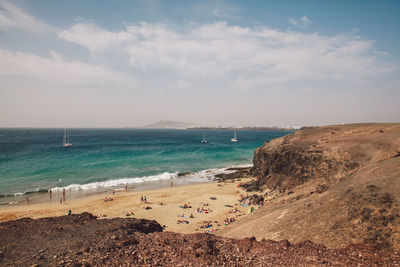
[221, 123, 400, 250]
[215, 167, 252, 181]
[316, 184, 328, 194]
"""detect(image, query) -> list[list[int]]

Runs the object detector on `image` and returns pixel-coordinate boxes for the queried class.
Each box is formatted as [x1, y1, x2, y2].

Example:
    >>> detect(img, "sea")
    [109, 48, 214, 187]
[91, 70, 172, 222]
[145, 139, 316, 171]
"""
[0, 128, 292, 205]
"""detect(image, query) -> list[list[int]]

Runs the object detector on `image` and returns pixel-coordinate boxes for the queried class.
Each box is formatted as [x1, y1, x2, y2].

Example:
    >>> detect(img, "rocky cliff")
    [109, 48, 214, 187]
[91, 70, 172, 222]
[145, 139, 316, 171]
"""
[219, 123, 400, 249]
[249, 123, 399, 192]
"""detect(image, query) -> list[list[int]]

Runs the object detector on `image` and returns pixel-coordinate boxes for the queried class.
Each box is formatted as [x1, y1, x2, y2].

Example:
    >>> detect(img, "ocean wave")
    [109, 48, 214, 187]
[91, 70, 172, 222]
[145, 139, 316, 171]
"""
[0, 188, 48, 198]
[48, 165, 246, 193]
[228, 163, 253, 168]
[50, 172, 179, 192]
[0, 164, 251, 198]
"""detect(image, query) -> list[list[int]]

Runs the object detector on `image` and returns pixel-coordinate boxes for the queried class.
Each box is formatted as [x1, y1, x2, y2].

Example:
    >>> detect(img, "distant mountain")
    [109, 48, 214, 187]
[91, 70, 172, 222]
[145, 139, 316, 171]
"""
[142, 120, 199, 129]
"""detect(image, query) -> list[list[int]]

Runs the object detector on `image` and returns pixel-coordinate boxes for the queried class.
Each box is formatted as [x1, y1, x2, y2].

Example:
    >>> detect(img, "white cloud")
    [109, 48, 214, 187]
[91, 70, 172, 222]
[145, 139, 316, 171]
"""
[0, 49, 128, 85]
[59, 23, 132, 53]
[288, 15, 312, 29]
[0, 1, 54, 33]
[58, 21, 396, 91]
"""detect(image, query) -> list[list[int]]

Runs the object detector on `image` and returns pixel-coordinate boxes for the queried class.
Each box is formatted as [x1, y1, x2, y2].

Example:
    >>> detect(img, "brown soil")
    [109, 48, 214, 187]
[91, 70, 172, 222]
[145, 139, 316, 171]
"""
[0, 213, 398, 266]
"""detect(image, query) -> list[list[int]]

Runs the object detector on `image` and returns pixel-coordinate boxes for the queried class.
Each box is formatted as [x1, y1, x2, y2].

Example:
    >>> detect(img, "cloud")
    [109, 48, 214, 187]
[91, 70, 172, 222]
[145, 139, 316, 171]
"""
[288, 16, 312, 29]
[59, 23, 132, 53]
[0, 1, 54, 33]
[58, 21, 396, 91]
[0, 49, 128, 85]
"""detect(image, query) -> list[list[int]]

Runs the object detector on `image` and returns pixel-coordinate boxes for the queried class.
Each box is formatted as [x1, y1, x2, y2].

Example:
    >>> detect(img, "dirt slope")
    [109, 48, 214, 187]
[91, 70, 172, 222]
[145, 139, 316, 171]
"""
[218, 123, 400, 249]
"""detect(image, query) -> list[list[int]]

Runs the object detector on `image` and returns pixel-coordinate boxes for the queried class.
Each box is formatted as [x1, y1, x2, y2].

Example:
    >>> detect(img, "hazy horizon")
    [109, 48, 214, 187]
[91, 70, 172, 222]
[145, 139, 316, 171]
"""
[1, 120, 400, 129]
[1, 1, 399, 128]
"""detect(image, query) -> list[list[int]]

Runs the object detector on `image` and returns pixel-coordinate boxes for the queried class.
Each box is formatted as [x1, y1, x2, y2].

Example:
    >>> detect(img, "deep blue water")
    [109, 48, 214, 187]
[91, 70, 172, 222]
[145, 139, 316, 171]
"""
[0, 128, 292, 204]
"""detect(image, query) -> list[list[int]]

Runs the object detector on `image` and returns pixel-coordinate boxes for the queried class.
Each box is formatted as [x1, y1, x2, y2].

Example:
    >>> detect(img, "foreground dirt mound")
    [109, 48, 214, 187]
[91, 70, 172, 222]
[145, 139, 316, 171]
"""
[220, 123, 400, 249]
[0, 212, 162, 266]
[0, 213, 398, 266]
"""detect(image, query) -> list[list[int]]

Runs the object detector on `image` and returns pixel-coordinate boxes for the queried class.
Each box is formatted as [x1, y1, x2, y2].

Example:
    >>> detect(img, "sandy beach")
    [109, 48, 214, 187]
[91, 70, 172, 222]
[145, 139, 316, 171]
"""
[0, 178, 257, 234]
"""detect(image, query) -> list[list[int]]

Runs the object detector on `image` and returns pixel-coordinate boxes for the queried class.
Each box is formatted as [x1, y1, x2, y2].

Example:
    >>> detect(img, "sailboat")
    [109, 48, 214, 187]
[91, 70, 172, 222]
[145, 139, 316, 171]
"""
[63, 128, 72, 148]
[231, 129, 238, 142]
[201, 130, 208, 143]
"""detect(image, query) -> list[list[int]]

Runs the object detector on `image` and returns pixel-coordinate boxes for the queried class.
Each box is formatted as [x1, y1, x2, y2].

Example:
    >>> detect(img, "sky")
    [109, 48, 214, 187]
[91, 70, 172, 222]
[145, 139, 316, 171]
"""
[0, 0, 399, 128]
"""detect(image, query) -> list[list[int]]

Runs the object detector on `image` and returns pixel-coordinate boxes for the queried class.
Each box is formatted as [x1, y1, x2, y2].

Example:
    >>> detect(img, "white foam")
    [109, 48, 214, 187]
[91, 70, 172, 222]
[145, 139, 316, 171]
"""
[50, 172, 178, 192]
[228, 163, 253, 168]
[49, 163, 252, 192]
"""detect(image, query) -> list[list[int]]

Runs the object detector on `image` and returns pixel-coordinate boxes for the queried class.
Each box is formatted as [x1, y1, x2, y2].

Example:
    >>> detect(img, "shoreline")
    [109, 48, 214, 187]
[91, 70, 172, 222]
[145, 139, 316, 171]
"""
[0, 164, 253, 207]
[0, 177, 258, 234]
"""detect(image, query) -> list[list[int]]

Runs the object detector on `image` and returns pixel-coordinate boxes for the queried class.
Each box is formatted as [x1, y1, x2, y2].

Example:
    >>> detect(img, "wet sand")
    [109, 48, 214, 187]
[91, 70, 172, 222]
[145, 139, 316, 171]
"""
[0, 178, 257, 234]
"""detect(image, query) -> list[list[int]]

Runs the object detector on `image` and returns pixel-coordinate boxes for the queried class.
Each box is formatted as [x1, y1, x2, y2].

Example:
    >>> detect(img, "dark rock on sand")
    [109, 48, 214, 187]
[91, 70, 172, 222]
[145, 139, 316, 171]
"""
[214, 167, 252, 181]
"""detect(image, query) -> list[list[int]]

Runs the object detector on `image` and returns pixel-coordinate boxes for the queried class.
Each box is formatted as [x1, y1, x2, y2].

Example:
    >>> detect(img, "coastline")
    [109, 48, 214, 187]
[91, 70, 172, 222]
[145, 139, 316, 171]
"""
[0, 164, 253, 206]
[0, 177, 257, 234]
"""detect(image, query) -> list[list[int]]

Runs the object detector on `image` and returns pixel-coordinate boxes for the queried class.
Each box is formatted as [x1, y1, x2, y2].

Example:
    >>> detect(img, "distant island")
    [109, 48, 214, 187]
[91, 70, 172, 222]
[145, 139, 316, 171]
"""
[138, 120, 300, 131]
[140, 120, 199, 129]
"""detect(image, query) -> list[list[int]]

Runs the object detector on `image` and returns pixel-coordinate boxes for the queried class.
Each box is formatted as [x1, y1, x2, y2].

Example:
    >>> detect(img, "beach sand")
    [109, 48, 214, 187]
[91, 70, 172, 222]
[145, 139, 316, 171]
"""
[0, 178, 256, 234]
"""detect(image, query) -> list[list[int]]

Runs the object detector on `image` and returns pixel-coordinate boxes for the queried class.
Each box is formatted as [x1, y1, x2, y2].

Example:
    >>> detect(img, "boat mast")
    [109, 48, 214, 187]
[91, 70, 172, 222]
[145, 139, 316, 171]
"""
[63, 128, 67, 146]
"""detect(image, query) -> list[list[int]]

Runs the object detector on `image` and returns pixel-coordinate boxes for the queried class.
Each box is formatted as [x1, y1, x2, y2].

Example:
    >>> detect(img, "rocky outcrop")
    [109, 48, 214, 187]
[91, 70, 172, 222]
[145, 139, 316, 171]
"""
[219, 123, 400, 250]
[215, 166, 252, 181]
[0, 212, 397, 266]
[247, 123, 399, 192]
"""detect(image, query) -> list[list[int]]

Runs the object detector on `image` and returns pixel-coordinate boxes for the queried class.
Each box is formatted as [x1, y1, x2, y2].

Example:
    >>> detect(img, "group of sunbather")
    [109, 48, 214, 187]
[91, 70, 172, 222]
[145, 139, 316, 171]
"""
[223, 217, 236, 226]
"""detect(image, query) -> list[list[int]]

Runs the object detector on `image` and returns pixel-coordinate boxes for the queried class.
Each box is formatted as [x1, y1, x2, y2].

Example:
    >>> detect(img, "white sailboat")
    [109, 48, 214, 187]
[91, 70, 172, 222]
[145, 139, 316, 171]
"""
[231, 129, 238, 142]
[63, 128, 72, 148]
[201, 130, 208, 143]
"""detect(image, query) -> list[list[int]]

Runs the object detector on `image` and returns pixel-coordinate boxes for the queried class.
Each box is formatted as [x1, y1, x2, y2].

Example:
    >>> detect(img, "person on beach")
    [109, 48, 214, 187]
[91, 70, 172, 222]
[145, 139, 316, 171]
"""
[144, 196, 147, 203]
[140, 196, 143, 202]
[170, 179, 173, 187]
[49, 189, 52, 200]
[125, 185, 128, 191]
[62, 188, 66, 202]
[26, 197, 29, 205]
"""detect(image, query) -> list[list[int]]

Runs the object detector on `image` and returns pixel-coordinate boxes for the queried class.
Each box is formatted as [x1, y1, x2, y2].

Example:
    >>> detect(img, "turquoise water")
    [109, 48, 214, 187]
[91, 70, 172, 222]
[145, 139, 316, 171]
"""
[0, 128, 291, 204]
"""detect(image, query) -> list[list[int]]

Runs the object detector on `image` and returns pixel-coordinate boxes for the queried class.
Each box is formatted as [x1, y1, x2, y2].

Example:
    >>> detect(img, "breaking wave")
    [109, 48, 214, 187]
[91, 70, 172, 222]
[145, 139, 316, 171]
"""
[48, 165, 245, 193]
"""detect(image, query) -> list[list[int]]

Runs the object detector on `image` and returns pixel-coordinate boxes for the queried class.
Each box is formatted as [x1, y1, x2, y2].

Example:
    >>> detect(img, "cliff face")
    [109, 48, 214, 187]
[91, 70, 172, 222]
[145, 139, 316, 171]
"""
[220, 123, 400, 249]
[250, 123, 399, 192]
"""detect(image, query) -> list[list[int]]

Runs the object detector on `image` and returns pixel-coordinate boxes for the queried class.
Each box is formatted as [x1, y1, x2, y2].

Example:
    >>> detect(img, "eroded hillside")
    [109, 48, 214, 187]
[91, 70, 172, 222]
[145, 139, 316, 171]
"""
[219, 123, 400, 249]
